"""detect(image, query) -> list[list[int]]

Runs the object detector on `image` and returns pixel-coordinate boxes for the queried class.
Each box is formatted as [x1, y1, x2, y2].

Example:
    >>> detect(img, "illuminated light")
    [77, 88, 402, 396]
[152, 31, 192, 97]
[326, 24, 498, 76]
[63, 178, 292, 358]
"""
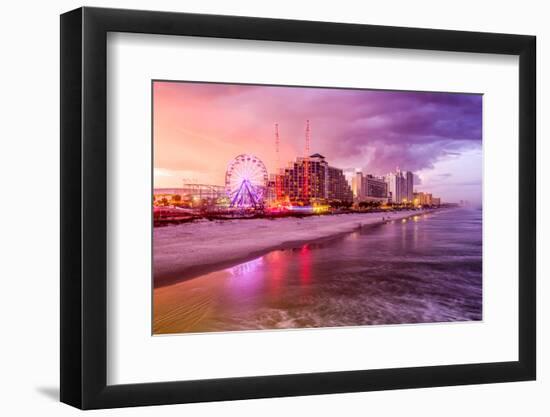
[229, 257, 264, 276]
[287, 205, 314, 213]
[311, 204, 329, 214]
[265, 251, 287, 297]
[225, 154, 268, 208]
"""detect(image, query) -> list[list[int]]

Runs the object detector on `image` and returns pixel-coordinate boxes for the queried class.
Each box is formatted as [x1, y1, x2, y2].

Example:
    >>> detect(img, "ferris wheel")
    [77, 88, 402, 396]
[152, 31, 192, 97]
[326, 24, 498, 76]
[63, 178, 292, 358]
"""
[225, 154, 268, 208]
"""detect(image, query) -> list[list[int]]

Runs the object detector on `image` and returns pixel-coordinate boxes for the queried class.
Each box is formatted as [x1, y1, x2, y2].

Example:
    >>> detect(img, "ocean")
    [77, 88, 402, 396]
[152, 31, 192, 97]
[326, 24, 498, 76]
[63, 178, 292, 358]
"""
[153, 208, 483, 334]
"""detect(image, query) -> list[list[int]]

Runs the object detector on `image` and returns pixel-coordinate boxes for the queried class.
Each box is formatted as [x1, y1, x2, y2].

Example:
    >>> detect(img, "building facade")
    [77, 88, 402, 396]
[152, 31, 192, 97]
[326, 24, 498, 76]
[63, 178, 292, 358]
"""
[413, 192, 434, 206]
[385, 171, 404, 203]
[278, 153, 353, 203]
[406, 171, 414, 202]
[344, 171, 389, 203]
[385, 169, 414, 203]
[328, 166, 353, 201]
[363, 175, 388, 201]
[351, 170, 364, 200]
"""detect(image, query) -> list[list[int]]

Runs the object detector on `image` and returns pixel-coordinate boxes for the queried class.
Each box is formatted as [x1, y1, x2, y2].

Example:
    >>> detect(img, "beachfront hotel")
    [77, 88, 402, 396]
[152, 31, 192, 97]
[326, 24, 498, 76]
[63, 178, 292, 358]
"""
[273, 153, 353, 203]
[346, 169, 389, 203]
[153, 152, 445, 210]
[364, 175, 390, 202]
[414, 192, 441, 207]
[385, 168, 414, 203]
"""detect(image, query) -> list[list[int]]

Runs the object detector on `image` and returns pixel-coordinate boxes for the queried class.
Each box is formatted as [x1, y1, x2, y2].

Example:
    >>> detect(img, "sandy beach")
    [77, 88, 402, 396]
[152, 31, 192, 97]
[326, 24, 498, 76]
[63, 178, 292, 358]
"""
[154, 209, 439, 288]
[153, 207, 481, 335]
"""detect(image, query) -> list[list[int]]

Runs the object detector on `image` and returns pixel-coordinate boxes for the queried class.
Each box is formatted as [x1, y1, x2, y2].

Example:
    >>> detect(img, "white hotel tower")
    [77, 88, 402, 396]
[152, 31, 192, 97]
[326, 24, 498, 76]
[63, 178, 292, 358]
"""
[385, 168, 414, 203]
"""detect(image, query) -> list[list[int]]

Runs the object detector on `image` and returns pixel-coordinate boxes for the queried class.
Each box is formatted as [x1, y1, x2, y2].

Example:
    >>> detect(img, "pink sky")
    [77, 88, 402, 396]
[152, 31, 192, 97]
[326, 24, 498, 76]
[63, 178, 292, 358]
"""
[153, 81, 482, 203]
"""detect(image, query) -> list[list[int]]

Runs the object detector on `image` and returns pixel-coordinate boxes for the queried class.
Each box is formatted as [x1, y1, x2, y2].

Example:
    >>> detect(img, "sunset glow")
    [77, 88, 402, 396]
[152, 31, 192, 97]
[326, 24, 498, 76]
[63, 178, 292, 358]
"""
[153, 81, 482, 204]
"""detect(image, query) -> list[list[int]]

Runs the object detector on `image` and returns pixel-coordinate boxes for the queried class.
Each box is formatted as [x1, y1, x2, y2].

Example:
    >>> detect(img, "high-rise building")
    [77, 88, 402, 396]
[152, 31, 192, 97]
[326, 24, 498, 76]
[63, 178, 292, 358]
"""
[328, 166, 354, 201]
[385, 168, 414, 203]
[278, 153, 353, 203]
[413, 192, 434, 206]
[405, 171, 414, 202]
[351, 170, 364, 200]
[266, 175, 278, 203]
[385, 172, 396, 203]
[362, 174, 388, 202]
[345, 170, 388, 202]
[343, 168, 355, 192]
[385, 170, 404, 203]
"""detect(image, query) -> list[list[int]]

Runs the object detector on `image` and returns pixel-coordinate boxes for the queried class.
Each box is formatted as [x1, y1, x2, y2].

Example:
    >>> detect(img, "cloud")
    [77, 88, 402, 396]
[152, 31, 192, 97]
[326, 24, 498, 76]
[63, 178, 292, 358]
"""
[199, 86, 483, 175]
[153, 81, 483, 201]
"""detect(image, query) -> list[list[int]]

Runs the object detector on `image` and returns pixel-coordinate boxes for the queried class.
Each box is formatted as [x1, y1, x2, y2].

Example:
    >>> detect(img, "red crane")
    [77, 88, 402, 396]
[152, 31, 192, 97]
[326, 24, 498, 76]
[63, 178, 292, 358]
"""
[275, 123, 282, 200]
[304, 120, 311, 202]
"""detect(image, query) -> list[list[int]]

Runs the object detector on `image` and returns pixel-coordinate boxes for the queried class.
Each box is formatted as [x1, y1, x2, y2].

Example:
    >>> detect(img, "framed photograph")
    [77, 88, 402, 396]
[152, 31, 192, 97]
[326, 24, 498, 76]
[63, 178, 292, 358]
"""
[60, 7, 536, 409]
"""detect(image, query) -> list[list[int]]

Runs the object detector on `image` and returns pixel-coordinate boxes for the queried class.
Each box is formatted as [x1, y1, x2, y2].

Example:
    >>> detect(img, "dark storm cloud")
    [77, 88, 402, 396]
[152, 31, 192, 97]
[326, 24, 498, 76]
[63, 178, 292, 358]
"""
[319, 91, 482, 173]
[221, 86, 483, 174]
[155, 81, 483, 199]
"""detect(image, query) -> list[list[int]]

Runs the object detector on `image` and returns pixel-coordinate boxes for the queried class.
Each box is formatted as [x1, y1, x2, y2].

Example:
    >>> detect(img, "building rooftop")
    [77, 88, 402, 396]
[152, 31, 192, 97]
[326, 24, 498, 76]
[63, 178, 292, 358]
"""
[309, 153, 325, 159]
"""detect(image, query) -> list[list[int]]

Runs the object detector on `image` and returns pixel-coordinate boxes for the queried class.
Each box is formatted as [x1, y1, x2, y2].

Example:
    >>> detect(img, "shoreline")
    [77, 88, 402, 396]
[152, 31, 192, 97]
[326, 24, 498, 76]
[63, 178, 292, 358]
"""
[154, 208, 444, 289]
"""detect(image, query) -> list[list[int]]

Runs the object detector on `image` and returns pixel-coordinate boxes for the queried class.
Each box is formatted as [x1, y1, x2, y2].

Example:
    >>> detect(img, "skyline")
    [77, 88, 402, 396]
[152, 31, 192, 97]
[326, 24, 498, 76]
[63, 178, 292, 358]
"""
[153, 81, 482, 204]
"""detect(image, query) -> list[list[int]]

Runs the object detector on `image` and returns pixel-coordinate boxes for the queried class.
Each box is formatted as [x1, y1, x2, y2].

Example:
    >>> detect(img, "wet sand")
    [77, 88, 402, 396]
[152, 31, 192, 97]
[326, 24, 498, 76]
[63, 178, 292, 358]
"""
[152, 209, 470, 335]
[154, 209, 438, 288]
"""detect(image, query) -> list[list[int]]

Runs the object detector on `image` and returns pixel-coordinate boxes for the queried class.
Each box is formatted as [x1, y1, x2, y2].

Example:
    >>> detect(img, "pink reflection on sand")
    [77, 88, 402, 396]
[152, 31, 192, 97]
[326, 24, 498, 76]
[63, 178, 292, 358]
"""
[227, 257, 264, 296]
[265, 251, 286, 297]
[299, 244, 312, 285]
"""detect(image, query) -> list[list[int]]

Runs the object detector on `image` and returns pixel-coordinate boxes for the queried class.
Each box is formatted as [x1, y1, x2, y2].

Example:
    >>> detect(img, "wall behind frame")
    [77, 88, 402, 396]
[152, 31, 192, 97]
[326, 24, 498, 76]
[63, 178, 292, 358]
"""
[0, 0, 545, 416]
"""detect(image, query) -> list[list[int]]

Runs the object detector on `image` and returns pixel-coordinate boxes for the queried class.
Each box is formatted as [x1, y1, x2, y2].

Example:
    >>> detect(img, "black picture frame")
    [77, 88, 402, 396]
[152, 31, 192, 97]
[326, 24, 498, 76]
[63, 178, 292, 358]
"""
[60, 6, 536, 410]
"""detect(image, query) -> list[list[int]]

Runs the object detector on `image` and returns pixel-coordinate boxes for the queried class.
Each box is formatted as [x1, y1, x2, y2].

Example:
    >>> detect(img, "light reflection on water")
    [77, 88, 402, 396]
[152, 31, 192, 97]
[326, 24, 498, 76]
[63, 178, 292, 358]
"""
[157, 208, 482, 333]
